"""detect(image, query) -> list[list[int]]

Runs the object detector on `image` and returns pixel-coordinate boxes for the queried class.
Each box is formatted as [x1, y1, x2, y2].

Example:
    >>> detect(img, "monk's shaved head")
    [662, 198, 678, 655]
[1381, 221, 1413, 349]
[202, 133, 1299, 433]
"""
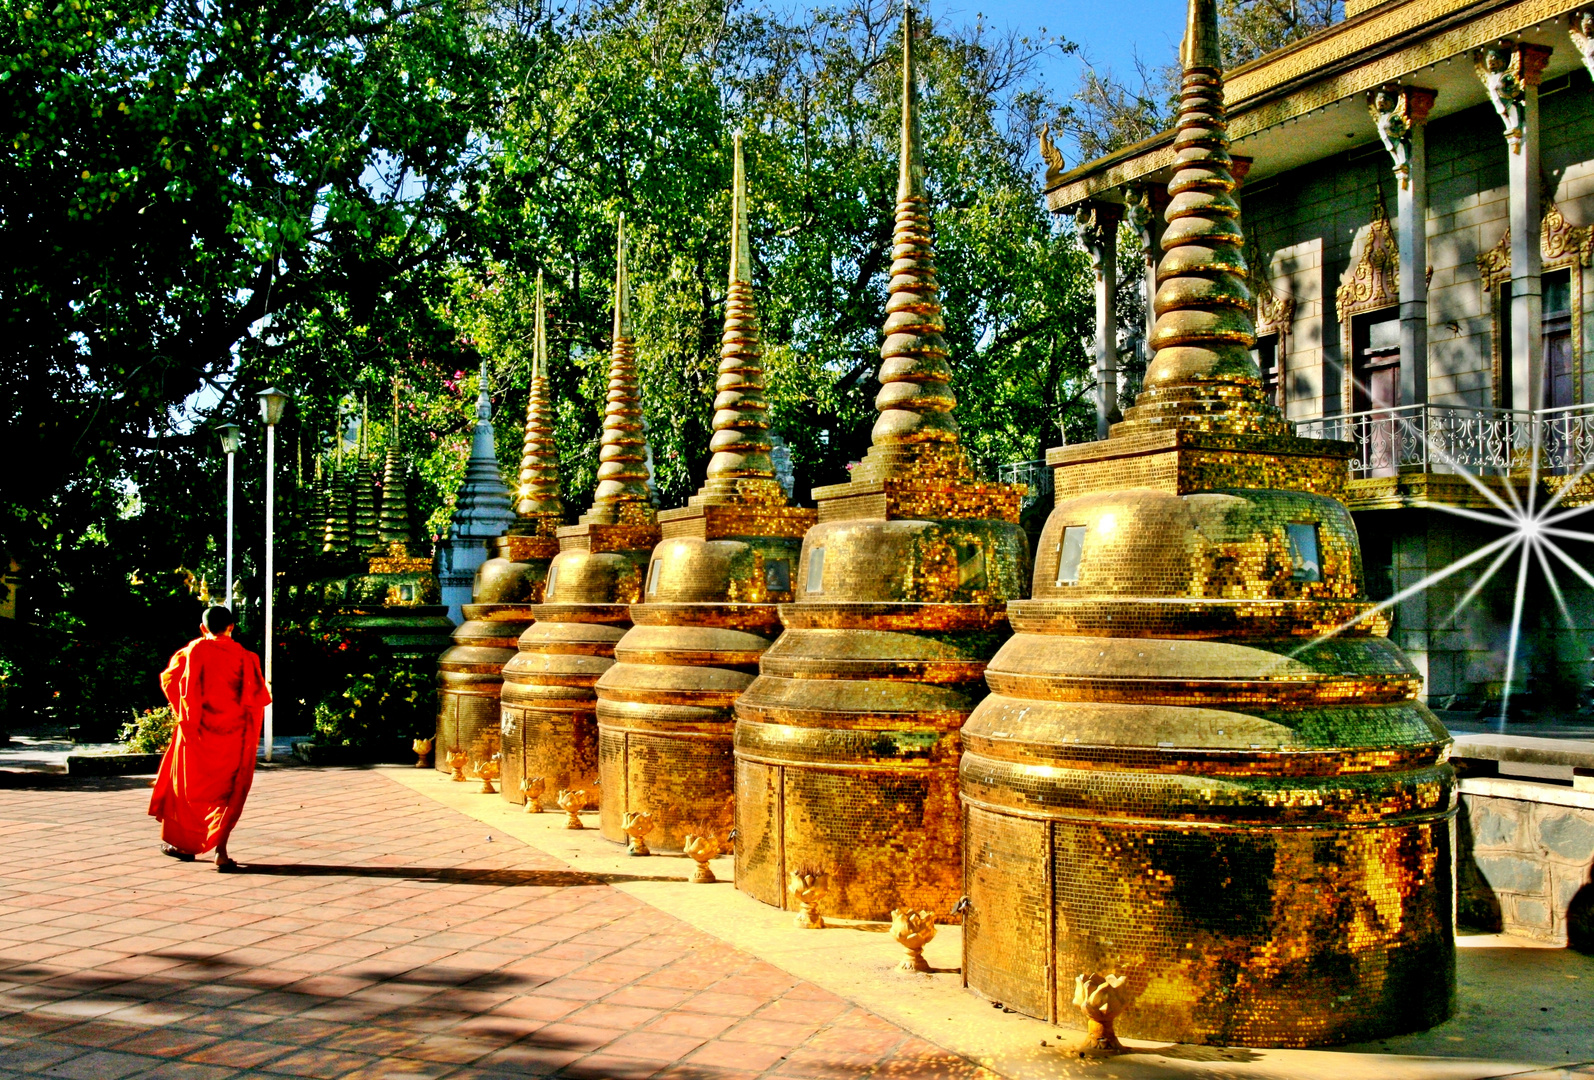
[202, 606, 235, 635]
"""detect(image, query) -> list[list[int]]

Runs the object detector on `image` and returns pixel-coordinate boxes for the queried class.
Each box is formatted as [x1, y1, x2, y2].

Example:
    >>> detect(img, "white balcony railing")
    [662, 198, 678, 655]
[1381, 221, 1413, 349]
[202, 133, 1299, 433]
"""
[1297, 403, 1594, 479]
[995, 403, 1594, 496]
[996, 458, 1054, 511]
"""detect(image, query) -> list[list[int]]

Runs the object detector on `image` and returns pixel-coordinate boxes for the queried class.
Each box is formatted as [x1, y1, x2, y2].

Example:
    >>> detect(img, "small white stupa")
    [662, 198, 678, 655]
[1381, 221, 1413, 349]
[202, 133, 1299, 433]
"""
[437, 363, 516, 622]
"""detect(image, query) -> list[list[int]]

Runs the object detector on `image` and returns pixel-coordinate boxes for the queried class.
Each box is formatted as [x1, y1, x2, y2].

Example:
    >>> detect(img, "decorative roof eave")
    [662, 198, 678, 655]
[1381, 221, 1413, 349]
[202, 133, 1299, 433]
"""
[1047, 0, 1581, 212]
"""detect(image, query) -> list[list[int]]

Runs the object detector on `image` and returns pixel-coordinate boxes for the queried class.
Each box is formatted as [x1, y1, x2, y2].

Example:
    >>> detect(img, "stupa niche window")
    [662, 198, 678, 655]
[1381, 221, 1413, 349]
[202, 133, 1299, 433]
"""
[956, 543, 986, 590]
[805, 547, 825, 594]
[1286, 523, 1322, 582]
[647, 558, 662, 596]
[399, 583, 415, 602]
[544, 564, 559, 600]
[1252, 333, 1280, 408]
[1055, 526, 1087, 586]
[765, 558, 791, 593]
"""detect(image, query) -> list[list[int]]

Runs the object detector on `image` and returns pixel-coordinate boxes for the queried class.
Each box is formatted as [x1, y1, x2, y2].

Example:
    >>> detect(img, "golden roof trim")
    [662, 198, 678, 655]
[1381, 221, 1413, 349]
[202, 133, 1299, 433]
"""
[1047, 0, 1582, 210]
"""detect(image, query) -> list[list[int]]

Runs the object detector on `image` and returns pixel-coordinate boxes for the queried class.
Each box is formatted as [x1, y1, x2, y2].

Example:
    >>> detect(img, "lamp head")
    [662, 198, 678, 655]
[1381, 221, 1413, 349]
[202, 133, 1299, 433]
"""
[257, 386, 289, 427]
[216, 422, 242, 454]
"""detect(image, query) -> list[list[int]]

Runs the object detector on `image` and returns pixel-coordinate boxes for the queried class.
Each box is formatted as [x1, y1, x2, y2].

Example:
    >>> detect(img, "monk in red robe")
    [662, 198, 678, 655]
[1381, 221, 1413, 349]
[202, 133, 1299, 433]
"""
[149, 606, 271, 871]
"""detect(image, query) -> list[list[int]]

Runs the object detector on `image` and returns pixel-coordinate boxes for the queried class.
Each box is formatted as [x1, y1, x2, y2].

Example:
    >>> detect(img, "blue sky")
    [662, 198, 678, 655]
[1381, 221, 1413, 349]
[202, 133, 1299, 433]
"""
[927, 0, 1189, 156]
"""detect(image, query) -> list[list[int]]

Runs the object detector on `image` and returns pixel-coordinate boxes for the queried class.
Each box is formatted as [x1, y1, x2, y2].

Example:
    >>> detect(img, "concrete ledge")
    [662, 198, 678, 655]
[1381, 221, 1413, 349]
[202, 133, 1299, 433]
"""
[64, 751, 162, 777]
[1459, 776, 1594, 811]
[1453, 735, 1594, 770]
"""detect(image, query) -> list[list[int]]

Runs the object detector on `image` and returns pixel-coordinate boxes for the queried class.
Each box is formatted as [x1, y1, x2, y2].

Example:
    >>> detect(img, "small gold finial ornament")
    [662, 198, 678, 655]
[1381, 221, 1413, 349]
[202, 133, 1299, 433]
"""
[889, 908, 938, 972]
[446, 748, 469, 782]
[622, 810, 656, 856]
[476, 755, 500, 794]
[683, 834, 720, 883]
[1072, 972, 1129, 1055]
[557, 788, 588, 829]
[521, 775, 546, 813]
[412, 738, 433, 769]
[787, 869, 828, 929]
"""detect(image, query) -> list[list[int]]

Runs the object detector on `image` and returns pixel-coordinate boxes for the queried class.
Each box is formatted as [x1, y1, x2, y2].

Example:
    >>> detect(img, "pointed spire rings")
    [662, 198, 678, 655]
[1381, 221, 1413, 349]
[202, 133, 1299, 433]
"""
[514, 271, 564, 527]
[870, 5, 959, 454]
[584, 216, 654, 524]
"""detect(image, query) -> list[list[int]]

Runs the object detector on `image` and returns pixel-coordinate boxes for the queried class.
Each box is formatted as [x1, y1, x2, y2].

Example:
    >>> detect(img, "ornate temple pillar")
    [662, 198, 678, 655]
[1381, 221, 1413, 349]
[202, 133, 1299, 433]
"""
[1077, 201, 1123, 438]
[1475, 41, 1552, 410]
[1125, 186, 1159, 346]
[1369, 84, 1437, 408]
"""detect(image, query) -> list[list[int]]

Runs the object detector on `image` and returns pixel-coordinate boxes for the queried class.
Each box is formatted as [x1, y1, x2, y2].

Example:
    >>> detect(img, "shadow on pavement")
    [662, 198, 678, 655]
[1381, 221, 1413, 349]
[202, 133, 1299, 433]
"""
[235, 862, 688, 886]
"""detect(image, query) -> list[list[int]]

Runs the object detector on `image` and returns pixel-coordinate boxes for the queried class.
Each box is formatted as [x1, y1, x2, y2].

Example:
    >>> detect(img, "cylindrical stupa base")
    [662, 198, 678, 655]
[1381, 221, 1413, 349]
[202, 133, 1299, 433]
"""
[500, 605, 630, 809]
[435, 605, 535, 779]
[596, 605, 778, 851]
[960, 618, 1457, 1047]
[961, 800, 1455, 1045]
[733, 602, 1009, 922]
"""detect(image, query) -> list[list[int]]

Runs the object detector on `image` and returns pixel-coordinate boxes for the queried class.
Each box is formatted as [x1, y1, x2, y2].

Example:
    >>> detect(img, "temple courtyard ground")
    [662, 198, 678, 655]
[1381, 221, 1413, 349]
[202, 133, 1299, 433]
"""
[0, 761, 1590, 1080]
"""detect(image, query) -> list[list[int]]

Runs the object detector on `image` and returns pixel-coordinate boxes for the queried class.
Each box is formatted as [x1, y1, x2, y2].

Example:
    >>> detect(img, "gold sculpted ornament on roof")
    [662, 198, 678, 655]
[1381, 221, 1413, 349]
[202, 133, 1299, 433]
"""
[1039, 122, 1065, 188]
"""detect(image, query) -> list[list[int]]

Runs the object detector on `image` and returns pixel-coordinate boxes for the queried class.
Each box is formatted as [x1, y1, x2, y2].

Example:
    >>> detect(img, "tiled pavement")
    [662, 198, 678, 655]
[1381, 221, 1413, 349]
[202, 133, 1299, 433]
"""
[0, 765, 989, 1079]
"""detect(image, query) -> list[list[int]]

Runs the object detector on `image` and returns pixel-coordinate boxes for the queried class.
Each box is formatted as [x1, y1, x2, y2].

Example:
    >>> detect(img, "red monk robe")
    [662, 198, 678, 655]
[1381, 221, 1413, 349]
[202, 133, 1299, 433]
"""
[149, 630, 271, 862]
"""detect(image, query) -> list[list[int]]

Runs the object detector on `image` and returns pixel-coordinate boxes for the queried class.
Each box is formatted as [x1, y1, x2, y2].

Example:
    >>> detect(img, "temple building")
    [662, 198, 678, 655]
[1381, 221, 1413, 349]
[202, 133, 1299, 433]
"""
[1049, 0, 1594, 714]
[732, 9, 1028, 923]
[960, 0, 1455, 1045]
[501, 219, 661, 809]
[594, 136, 816, 851]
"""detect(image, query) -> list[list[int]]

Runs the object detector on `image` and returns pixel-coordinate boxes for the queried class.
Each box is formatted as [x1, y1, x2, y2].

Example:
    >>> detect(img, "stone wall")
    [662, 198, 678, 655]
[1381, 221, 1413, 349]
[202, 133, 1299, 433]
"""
[1458, 778, 1594, 947]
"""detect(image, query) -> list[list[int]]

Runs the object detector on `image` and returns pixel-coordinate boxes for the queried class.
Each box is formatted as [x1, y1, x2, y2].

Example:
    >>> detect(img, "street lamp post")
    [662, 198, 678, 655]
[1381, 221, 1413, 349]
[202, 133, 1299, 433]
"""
[257, 387, 290, 763]
[216, 423, 242, 609]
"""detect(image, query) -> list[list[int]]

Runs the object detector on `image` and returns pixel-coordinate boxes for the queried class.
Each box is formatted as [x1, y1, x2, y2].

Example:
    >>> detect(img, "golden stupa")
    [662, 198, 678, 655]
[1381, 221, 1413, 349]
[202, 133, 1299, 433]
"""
[733, 9, 1029, 922]
[437, 288, 562, 782]
[958, 0, 1455, 1046]
[501, 221, 661, 808]
[595, 137, 816, 851]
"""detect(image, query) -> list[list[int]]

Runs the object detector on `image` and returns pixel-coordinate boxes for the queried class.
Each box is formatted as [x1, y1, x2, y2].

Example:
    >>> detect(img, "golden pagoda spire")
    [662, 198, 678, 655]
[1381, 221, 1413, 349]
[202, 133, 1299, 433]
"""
[1123, 0, 1283, 435]
[693, 132, 782, 505]
[867, 4, 959, 459]
[582, 215, 654, 524]
[513, 271, 564, 527]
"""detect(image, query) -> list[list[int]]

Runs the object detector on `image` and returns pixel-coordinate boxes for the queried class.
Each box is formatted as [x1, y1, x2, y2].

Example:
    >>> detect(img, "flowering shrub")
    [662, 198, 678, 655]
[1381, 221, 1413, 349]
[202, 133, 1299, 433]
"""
[118, 705, 175, 754]
[311, 657, 436, 749]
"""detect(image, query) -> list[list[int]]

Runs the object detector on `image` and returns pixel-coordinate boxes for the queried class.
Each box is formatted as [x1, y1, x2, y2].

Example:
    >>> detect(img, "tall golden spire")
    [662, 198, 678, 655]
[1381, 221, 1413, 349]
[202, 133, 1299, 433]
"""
[582, 215, 654, 523]
[693, 132, 782, 505]
[856, 4, 964, 480]
[1123, 0, 1283, 435]
[513, 271, 564, 527]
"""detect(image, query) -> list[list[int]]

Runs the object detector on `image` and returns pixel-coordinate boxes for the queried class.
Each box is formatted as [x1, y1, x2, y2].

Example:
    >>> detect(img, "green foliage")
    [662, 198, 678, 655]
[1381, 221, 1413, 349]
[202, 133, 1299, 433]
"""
[3, 0, 1100, 724]
[117, 705, 174, 754]
[312, 657, 436, 748]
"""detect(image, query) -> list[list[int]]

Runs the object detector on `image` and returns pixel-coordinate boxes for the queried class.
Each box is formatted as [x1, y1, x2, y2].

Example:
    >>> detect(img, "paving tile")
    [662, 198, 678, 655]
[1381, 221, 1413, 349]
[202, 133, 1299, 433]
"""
[37, 1047, 157, 1079]
[0, 768, 962, 1080]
